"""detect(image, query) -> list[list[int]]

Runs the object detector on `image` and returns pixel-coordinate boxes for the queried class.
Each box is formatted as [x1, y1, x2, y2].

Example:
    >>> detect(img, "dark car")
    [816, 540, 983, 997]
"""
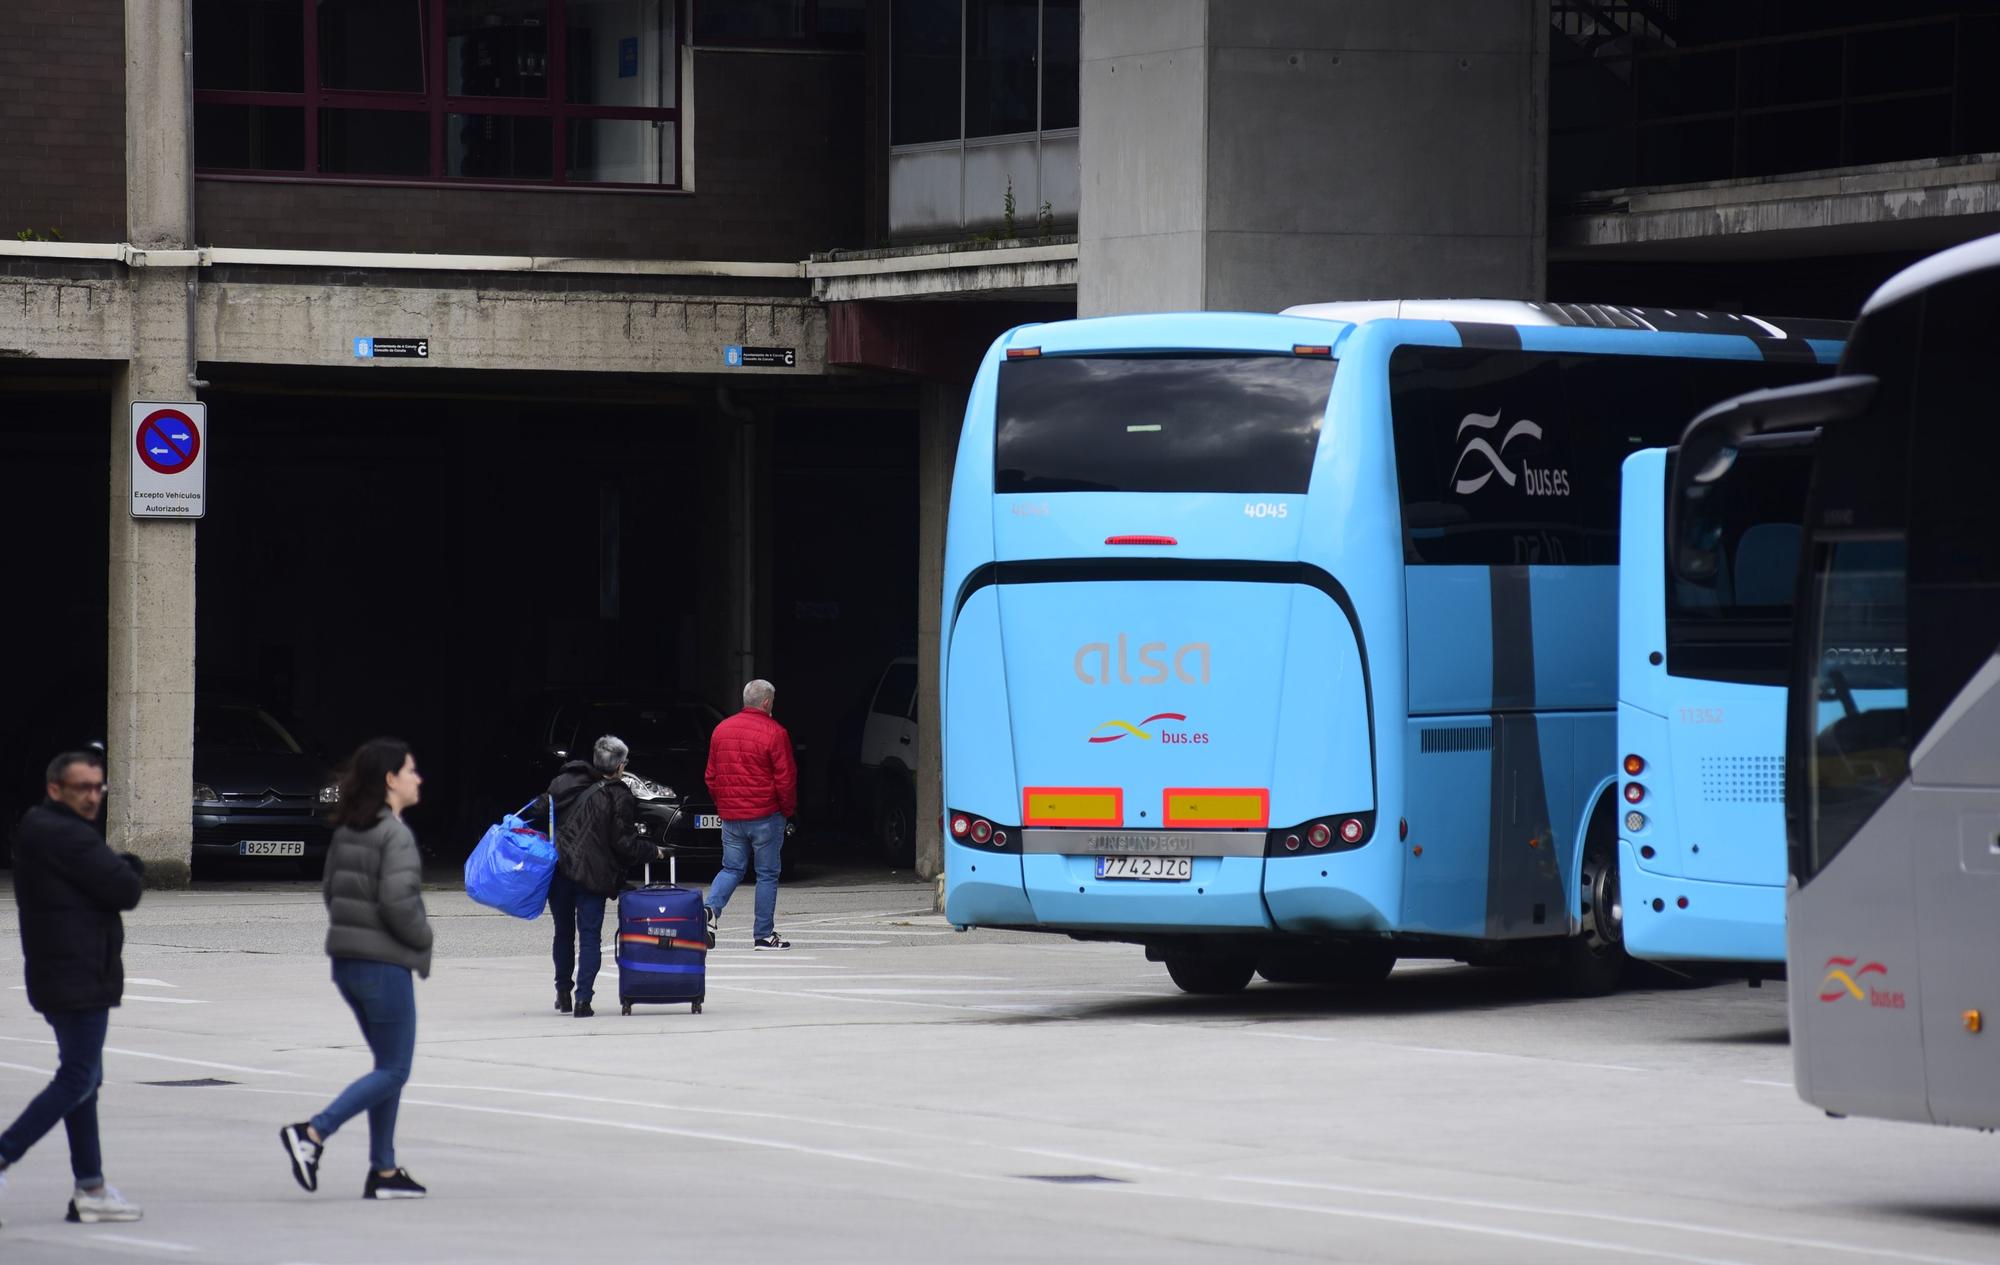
[191, 700, 339, 876]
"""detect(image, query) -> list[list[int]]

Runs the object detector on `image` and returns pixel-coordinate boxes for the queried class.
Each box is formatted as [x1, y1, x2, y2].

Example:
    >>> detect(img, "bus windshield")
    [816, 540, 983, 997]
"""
[1666, 441, 1812, 685]
[995, 354, 1334, 494]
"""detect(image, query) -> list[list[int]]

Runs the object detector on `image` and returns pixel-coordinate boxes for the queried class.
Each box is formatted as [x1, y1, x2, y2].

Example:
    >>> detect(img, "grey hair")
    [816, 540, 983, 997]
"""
[591, 735, 630, 775]
[743, 679, 776, 710]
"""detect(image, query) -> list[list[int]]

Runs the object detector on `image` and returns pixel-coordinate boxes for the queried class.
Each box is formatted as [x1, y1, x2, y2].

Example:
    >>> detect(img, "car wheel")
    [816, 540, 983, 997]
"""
[875, 786, 916, 868]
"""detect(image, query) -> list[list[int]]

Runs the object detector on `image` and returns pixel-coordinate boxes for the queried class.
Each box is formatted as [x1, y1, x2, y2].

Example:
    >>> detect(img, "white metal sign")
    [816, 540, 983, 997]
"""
[130, 401, 207, 520]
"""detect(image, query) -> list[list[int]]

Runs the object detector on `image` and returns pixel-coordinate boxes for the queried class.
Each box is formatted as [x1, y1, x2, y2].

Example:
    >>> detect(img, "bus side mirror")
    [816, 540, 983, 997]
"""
[1670, 374, 1877, 585]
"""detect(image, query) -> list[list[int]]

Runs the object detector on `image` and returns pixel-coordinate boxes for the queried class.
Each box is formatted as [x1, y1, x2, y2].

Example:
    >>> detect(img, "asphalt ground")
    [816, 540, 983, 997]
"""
[0, 867, 1995, 1265]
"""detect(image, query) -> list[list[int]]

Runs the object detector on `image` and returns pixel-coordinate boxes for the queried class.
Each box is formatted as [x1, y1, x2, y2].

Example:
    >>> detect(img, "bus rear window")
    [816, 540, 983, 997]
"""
[1666, 443, 1812, 686]
[995, 355, 1334, 494]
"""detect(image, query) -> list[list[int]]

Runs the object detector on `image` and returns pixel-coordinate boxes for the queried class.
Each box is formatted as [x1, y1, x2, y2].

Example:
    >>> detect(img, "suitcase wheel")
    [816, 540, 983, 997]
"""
[692, 999, 703, 1014]
[621, 1002, 632, 1016]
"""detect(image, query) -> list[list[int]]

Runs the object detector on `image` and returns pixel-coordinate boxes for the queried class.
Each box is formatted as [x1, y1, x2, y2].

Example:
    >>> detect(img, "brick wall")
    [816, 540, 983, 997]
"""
[0, 1, 126, 243]
[196, 49, 868, 261]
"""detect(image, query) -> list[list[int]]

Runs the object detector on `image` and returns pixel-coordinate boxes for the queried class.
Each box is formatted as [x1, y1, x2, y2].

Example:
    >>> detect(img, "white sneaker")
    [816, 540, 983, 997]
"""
[67, 1184, 143, 1224]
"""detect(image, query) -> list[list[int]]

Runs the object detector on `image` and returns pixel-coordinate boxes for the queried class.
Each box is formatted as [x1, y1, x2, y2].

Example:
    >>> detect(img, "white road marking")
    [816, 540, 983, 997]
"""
[0, 1036, 300, 1078]
[1219, 1175, 1994, 1265]
[86, 1232, 198, 1253]
[119, 995, 209, 1006]
[815, 987, 1161, 997]
[1154, 1024, 1650, 1075]
[0, 1059, 50, 1075]
[1742, 1078, 1793, 1088]
[124, 978, 181, 989]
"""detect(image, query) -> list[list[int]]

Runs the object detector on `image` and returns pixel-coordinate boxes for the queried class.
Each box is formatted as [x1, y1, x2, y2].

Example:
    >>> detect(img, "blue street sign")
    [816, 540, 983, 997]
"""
[724, 345, 744, 367]
[354, 337, 374, 358]
[619, 36, 638, 77]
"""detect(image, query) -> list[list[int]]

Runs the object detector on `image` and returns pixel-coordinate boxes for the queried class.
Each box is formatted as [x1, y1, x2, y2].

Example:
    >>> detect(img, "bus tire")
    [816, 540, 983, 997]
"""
[1552, 806, 1626, 997]
[1165, 953, 1256, 995]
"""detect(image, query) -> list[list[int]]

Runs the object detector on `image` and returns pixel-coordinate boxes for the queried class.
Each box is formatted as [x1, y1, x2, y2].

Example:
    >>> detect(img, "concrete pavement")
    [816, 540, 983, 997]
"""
[0, 873, 1994, 1264]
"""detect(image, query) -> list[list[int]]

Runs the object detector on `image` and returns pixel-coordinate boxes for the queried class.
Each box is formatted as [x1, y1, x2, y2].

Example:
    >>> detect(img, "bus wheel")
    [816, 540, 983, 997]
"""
[1165, 953, 1256, 995]
[1554, 821, 1626, 997]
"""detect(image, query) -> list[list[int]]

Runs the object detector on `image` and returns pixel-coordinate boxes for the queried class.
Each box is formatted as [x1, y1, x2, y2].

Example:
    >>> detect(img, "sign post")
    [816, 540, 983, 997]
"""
[130, 402, 207, 520]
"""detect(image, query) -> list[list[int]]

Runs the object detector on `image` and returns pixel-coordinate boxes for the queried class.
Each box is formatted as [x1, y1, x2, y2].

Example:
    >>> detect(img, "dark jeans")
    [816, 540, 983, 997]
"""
[0, 1007, 109, 1187]
[705, 812, 785, 939]
[548, 869, 608, 1003]
[311, 958, 416, 1172]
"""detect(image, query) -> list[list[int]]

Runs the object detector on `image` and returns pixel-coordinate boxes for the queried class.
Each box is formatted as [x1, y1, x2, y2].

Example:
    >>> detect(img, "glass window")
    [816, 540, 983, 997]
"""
[566, 0, 670, 106]
[447, 0, 551, 98]
[1807, 538, 1909, 876]
[890, 0, 960, 144]
[195, 103, 308, 170]
[449, 112, 553, 177]
[319, 108, 431, 175]
[1041, 0, 1078, 129]
[873, 664, 918, 721]
[965, 0, 1038, 137]
[566, 117, 672, 183]
[1665, 440, 1812, 687]
[195, 705, 305, 754]
[695, 0, 805, 41]
[996, 355, 1335, 495]
[319, 0, 427, 92]
[195, 0, 306, 92]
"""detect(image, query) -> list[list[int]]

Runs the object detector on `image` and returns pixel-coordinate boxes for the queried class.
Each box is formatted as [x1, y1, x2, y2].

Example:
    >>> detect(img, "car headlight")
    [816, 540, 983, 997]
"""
[192, 782, 218, 804]
[621, 773, 675, 801]
[318, 784, 340, 804]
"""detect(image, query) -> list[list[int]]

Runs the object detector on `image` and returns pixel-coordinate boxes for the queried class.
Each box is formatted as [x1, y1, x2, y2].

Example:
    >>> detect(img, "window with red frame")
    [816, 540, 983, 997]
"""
[193, 0, 683, 188]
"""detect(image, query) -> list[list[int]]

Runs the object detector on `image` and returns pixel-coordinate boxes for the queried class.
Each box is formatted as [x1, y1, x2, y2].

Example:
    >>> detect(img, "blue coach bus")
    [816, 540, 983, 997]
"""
[1615, 433, 1823, 973]
[940, 300, 1843, 994]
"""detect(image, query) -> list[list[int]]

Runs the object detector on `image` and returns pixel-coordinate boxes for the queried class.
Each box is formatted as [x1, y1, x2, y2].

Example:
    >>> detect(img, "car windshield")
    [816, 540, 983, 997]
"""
[194, 704, 303, 754]
[580, 704, 721, 761]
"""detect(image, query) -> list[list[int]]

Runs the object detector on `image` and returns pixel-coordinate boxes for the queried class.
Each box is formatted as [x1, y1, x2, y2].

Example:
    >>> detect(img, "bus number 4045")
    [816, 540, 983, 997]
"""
[1243, 502, 1289, 518]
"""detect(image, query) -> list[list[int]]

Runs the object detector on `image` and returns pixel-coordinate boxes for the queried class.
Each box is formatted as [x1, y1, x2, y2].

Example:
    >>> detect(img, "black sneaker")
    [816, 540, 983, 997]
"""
[280, 1122, 322, 1193]
[573, 1000, 595, 1018]
[753, 933, 791, 951]
[363, 1168, 427, 1200]
[556, 989, 572, 1013]
[703, 905, 719, 947]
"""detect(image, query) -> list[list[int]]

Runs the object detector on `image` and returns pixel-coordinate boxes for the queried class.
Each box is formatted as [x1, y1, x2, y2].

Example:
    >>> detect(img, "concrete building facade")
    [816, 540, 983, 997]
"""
[2, 0, 1996, 888]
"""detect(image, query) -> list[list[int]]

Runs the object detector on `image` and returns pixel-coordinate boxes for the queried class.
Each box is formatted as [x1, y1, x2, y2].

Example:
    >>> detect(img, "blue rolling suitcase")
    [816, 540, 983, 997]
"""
[616, 856, 707, 1015]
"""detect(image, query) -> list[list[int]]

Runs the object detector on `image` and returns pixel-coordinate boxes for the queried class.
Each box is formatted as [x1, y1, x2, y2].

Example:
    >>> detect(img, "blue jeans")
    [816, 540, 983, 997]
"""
[0, 1008, 109, 1186]
[705, 812, 785, 939]
[547, 869, 608, 1003]
[312, 958, 416, 1172]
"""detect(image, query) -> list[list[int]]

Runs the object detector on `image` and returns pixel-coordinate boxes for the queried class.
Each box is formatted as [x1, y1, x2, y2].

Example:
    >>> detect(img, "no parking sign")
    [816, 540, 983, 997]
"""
[131, 402, 206, 519]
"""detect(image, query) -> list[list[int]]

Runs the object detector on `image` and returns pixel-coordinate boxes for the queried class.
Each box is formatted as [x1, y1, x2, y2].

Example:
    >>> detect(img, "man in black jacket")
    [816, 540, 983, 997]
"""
[540, 752, 602, 1015]
[549, 736, 662, 1018]
[0, 751, 145, 1225]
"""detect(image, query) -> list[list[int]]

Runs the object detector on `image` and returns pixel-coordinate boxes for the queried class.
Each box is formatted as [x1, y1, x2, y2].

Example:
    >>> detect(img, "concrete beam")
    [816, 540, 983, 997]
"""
[0, 276, 133, 361]
[808, 240, 1078, 303]
[1552, 154, 2000, 261]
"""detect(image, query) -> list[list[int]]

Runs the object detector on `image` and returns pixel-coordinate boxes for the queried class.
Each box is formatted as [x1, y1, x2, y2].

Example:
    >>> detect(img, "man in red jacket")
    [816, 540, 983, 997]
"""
[703, 679, 798, 950]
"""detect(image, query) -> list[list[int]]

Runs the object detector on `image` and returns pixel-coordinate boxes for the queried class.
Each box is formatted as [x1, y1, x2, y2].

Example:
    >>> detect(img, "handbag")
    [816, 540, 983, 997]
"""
[463, 796, 560, 919]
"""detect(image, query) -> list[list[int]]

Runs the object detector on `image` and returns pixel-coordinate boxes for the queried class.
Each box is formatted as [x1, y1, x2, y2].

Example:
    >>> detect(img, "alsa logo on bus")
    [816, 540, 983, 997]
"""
[1074, 636, 1211, 686]
[1452, 410, 1570, 498]
[1818, 956, 1907, 1009]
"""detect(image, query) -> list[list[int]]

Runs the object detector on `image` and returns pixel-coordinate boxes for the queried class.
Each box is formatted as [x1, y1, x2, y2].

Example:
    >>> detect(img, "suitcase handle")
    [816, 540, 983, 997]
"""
[644, 846, 678, 888]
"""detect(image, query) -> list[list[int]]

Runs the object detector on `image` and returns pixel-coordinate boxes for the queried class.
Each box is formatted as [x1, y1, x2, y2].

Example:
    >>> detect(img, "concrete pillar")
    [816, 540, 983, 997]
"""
[108, 0, 196, 883]
[914, 381, 965, 889]
[1079, 0, 1547, 315]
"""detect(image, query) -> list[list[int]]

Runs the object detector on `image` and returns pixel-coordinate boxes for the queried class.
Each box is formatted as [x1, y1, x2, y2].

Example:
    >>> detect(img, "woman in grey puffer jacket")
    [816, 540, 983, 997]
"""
[277, 737, 434, 1201]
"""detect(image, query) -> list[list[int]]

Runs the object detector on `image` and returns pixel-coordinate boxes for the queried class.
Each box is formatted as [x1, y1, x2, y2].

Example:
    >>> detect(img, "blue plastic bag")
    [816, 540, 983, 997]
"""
[464, 798, 559, 920]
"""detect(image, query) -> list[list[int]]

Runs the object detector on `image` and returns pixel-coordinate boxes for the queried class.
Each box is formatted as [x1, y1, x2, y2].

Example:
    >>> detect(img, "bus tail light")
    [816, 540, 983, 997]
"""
[1105, 535, 1178, 546]
[1626, 811, 1646, 833]
[1283, 834, 1300, 851]
[1292, 344, 1333, 358]
[1624, 782, 1646, 804]
[1339, 818, 1364, 844]
[1268, 812, 1375, 856]
[946, 808, 1023, 853]
[1623, 754, 1645, 776]
[1005, 346, 1041, 359]
[1308, 823, 1332, 848]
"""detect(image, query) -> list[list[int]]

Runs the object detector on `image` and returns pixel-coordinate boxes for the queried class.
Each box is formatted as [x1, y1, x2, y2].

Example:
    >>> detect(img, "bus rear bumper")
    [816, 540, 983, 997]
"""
[1619, 840, 1785, 964]
[1019, 855, 1274, 932]
[943, 848, 1037, 927]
